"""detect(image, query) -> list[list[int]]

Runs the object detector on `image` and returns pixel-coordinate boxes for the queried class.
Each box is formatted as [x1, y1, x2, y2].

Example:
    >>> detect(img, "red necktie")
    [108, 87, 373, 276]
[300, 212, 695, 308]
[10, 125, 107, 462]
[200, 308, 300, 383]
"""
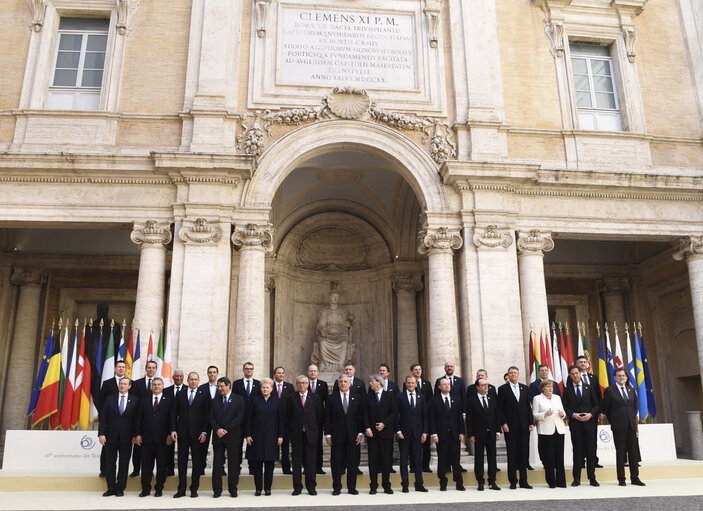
[153, 396, 158, 411]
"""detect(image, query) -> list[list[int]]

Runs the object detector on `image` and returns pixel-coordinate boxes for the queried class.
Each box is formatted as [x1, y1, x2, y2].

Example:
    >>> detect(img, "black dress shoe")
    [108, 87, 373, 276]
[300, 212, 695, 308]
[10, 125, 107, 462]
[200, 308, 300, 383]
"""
[401, 487, 409, 493]
[509, 483, 517, 489]
[595, 463, 603, 468]
[265, 490, 272, 496]
[317, 469, 326, 474]
[477, 483, 484, 491]
[619, 481, 627, 486]
[384, 488, 394, 494]
[213, 490, 222, 498]
[114, 491, 124, 497]
[308, 489, 317, 496]
[571, 480, 580, 486]
[154, 490, 162, 497]
[102, 490, 115, 497]
[99, 472, 106, 478]
[390, 467, 397, 473]
[167, 470, 175, 476]
[527, 465, 534, 470]
[440, 485, 447, 492]
[520, 483, 533, 489]
[283, 468, 293, 474]
[292, 489, 302, 495]
[416, 486, 428, 492]
[229, 490, 238, 498]
[356, 468, 363, 475]
[255, 490, 262, 496]
[548, 483, 556, 489]
[369, 488, 377, 495]
[590, 479, 600, 487]
[489, 483, 501, 491]
[332, 489, 341, 495]
[130, 471, 140, 477]
[139, 490, 150, 497]
[460, 466, 468, 473]
[496, 467, 501, 472]
[349, 489, 359, 495]
[631, 479, 646, 486]
[173, 491, 186, 498]
[423, 468, 433, 473]
[190, 491, 198, 497]
[456, 484, 465, 491]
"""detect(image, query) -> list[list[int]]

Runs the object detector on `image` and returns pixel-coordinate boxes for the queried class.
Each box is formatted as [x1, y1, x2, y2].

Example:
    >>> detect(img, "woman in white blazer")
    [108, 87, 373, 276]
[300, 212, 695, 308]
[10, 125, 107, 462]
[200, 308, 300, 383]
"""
[532, 380, 567, 488]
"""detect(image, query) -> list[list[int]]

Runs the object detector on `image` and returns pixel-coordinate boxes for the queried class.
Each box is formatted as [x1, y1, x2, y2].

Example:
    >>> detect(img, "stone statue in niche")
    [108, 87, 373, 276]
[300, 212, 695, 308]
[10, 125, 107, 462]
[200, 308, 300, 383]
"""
[311, 284, 355, 372]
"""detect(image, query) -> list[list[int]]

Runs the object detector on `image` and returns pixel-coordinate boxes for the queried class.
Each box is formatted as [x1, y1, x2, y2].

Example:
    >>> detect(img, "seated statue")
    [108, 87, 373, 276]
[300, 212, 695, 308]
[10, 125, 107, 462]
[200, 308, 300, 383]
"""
[311, 291, 354, 373]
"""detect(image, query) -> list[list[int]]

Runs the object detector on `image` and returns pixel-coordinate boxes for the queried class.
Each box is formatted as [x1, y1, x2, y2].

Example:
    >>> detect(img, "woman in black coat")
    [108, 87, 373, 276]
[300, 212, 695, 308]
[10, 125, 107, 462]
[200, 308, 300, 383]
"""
[245, 377, 284, 495]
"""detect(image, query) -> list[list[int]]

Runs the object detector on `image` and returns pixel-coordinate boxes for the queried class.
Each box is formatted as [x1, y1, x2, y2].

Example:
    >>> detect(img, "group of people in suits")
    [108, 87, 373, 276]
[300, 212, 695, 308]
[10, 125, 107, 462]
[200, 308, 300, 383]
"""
[98, 356, 645, 498]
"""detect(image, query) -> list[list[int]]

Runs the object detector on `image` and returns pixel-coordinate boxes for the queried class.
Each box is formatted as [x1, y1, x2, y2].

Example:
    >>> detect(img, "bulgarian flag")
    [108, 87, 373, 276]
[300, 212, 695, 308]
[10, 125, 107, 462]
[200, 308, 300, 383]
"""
[60, 324, 78, 431]
[161, 330, 173, 386]
[33, 325, 62, 427]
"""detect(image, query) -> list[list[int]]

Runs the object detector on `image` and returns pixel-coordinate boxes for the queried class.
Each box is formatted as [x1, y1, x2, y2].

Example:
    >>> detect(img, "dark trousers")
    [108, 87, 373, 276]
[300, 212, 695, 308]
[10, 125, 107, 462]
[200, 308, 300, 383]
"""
[330, 436, 360, 492]
[177, 437, 204, 492]
[570, 425, 596, 482]
[613, 429, 640, 483]
[140, 442, 168, 492]
[398, 436, 424, 489]
[290, 435, 317, 492]
[504, 429, 530, 485]
[367, 436, 392, 490]
[212, 439, 240, 494]
[538, 433, 566, 487]
[104, 441, 132, 492]
[473, 431, 497, 485]
[167, 441, 175, 474]
[200, 431, 212, 472]
[250, 460, 274, 492]
[280, 432, 291, 471]
[132, 443, 141, 473]
[436, 436, 463, 487]
[316, 431, 324, 472]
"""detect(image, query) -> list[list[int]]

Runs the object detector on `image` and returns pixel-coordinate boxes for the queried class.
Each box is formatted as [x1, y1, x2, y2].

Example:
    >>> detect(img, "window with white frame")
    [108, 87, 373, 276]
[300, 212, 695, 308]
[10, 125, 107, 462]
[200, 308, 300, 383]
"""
[569, 42, 622, 132]
[46, 17, 110, 111]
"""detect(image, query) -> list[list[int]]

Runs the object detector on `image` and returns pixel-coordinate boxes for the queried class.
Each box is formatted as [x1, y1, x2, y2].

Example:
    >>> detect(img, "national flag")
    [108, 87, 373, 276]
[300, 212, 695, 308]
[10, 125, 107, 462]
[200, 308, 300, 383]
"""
[146, 331, 154, 362]
[117, 324, 125, 362]
[101, 325, 116, 387]
[60, 324, 78, 430]
[78, 325, 95, 429]
[32, 326, 62, 427]
[626, 326, 636, 392]
[125, 327, 134, 378]
[528, 330, 536, 383]
[545, 326, 555, 379]
[634, 326, 648, 421]
[71, 324, 85, 429]
[613, 325, 624, 369]
[597, 328, 608, 397]
[161, 330, 173, 386]
[28, 326, 54, 416]
[639, 325, 657, 419]
[539, 331, 547, 370]
[90, 322, 103, 419]
[604, 327, 616, 385]
[565, 323, 574, 367]
[155, 326, 164, 378]
[580, 322, 592, 372]
[51, 325, 69, 430]
[551, 331, 563, 393]
[131, 330, 142, 381]
[94, 323, 104, 381]
[558, 326, 569, 394]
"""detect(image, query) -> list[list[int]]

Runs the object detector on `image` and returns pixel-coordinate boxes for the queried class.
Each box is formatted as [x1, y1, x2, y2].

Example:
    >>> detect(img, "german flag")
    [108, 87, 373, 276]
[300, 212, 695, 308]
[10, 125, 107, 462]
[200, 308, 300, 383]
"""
[32, 328, 62, 427]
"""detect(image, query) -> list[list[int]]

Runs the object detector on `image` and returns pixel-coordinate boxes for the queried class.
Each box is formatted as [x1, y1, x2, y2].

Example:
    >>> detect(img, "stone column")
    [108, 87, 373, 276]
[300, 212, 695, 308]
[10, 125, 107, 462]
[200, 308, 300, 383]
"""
[597, 276, 631, 327]
[232, 223, 274, 373]
[517, 230, 554, 347]
[131, 220, 172, 337]
[418, 227, 463, 379]
[393, 274, 423, 378]
[674, 236, 703, 396]
[264, 277, 275, 375]
[1, 267, 47, 434]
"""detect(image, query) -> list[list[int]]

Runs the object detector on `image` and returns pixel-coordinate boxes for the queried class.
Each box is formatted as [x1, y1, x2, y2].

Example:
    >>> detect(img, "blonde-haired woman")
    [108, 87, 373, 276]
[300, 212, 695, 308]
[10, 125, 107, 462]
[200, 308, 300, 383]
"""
[532, 380, 566, 488]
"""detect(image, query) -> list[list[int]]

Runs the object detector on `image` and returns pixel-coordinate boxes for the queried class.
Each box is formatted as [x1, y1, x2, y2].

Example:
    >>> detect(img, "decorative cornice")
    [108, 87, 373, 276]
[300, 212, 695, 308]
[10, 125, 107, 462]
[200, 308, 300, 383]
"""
[672, 235, 703, 262]
[131, 220, 172, 246]
[392, 274, 423, 294]
[11, 266, 47, 287]
[232, 223, 274, 251]
[516, 230, 554, 255]
[418, 227, 463, 255]
[178, 218, 223, 245]
[116, 0, 141, 35]
[472, 225, 513, 249]
[237, 88, 456, 164]
[0, 175, 171, 185]
[597, 276, 632, 295]
[29, 0, 47, 32]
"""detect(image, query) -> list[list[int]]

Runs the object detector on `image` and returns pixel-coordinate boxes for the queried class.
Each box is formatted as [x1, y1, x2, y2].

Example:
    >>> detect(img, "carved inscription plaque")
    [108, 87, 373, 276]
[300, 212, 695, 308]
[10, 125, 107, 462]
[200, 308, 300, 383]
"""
[279, 7, 417, 90]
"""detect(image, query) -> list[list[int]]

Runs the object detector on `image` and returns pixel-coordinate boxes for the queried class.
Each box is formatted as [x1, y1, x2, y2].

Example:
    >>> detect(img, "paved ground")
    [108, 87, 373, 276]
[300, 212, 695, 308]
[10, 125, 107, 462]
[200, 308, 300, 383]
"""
[2, 478, 703, 510]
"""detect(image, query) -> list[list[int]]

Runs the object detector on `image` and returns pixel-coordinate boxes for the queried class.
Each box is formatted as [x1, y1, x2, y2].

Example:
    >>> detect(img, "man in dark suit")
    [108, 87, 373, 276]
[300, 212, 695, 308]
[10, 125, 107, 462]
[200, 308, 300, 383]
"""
[466, 378, 502, 491]
[563, 365, 599, 487]
[98, 359, 130, 477]
[396, 374, 428, 493]
[209, 376, 246, 498]
[429, 377, 466, 491]
[434, 361, 466, 420]
[307, 364, 329, 474]
[233, 361, 261, 475]
[170, 371, 210, 498]
[197, 365, 220, 473]
[365, 374, 397, 494]
[165, 369, 185, 476]
[324, 375, 364, 495]
[131, 360, 159, 477]
[332, 362, 365, 395]
[529, 364, 561, 403]
[98, 376, 138, 496]
[273, 366, 294, 474]
[135, 377, 173, 497]
[407, 363, 433, 473]
[601, 368, 645, 487]
[568, 355, 602, 469]
[498, 366, 534, 489]
[466, 369, 498, 398]
[286, 374, 324, 495]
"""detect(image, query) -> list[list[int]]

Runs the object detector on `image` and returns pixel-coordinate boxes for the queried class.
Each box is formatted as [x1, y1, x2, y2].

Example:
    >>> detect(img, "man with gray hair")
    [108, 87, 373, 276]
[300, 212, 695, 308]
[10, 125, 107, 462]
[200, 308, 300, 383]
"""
[286, 374, 323, 495]
[364, 374, 397, 494]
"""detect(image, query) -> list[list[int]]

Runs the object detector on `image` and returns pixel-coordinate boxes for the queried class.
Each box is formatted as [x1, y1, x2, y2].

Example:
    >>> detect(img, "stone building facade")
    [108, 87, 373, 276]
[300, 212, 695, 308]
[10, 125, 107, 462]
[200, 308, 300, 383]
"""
[0, 0, 702, 456]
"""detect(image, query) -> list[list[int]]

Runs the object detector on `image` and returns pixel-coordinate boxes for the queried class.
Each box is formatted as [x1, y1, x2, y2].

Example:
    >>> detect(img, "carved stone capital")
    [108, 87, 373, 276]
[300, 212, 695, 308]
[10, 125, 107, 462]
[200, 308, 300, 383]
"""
[131, 220, 172, 247]
[392, 274, 423, 294]
[116, 0, 141, 35]
[597, 276, 631, 295]
[29, 0, 47, 32]
[623, 27, 637, 63]
[472, 225, 513, 249]
[418, 227, 463, 255]
[673, 235, 703, 262]
[265, 276, 276, 293]
[517, 230, 554, 255]
[232, 223, 274, 251]
[11, 267, 47, 287]
[178, 218, 223, 245]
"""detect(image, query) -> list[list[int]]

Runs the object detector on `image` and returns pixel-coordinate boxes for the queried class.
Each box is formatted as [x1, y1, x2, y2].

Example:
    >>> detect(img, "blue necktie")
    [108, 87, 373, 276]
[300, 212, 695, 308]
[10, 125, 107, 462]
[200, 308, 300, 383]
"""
[223, 396, 228, 411]
[410, 393, 415, 409]
[376, 392, 381, 404]
[246, 380, 251, 396]
[119, 395, 125, 415]
[189, 389, 194, 405]
[576, 385, 582, 403]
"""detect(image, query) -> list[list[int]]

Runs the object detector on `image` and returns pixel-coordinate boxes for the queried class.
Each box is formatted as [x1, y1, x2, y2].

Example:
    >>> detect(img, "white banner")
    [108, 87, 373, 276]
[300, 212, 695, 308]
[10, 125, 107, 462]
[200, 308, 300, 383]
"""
[3, 430, 101, 474]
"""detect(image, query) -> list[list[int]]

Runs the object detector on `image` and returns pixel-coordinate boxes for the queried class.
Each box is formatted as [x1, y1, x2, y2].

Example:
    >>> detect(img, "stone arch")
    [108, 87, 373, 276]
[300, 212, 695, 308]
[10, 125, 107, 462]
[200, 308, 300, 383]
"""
[242, 120, 450, 213]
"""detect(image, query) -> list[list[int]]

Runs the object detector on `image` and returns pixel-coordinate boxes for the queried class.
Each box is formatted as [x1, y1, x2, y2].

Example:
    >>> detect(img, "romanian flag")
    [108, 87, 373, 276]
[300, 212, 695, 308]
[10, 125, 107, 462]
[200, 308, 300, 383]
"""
[28, 327, 54, 416]
[32, 328, 61, 427]
[597, 329, 608, 397]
